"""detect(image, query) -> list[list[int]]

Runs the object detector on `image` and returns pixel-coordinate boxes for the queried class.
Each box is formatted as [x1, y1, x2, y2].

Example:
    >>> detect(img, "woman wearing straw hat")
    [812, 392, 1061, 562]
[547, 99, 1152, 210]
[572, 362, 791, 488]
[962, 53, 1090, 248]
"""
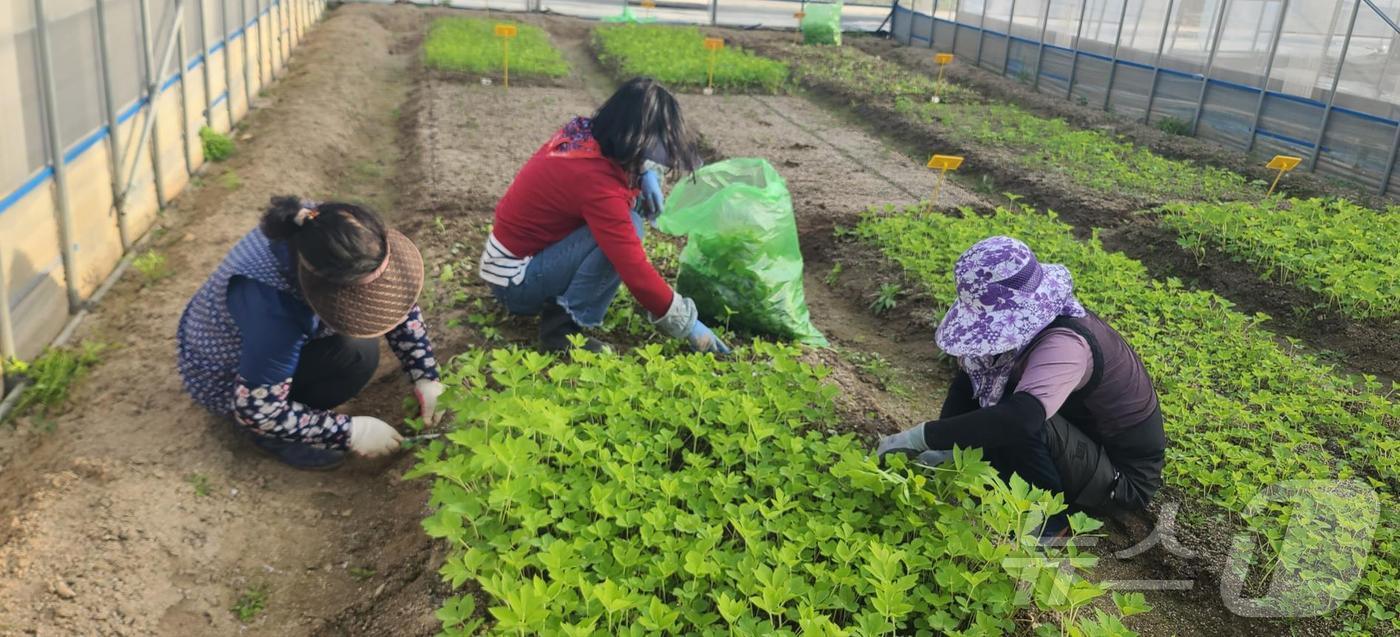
[875, 237, 1167, 535]
[479, 77, 728, 354]
[177, 197, 444, 470]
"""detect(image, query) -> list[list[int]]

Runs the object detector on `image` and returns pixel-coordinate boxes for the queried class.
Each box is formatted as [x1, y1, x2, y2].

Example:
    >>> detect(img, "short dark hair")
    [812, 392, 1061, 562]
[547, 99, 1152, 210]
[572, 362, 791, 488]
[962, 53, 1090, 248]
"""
[591, 77, 701, 178]
[260, 196, 388, 285]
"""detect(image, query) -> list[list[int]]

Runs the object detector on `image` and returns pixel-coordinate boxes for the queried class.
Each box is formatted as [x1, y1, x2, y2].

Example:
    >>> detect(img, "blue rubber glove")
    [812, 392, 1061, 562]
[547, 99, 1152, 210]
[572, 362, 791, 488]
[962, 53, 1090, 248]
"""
[687, 320, 731, 354]
[639, 169, 665, 220]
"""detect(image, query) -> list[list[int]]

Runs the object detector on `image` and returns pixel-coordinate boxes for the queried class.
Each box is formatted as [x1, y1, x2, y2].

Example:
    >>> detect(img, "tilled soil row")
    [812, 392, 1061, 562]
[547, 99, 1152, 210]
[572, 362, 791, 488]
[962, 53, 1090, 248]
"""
[731, 33, 1398, 382]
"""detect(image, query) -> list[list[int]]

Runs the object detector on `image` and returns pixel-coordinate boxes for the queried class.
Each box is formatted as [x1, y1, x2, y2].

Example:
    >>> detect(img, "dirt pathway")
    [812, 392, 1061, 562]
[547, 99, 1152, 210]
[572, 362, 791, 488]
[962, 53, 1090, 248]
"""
[0, 6, 447, 636]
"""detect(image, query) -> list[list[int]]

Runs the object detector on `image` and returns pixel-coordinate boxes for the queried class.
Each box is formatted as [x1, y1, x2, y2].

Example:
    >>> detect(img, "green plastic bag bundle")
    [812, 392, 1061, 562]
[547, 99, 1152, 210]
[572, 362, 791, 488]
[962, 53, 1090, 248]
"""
[658, 158, 828, 347]
[801, 2, 843, 46]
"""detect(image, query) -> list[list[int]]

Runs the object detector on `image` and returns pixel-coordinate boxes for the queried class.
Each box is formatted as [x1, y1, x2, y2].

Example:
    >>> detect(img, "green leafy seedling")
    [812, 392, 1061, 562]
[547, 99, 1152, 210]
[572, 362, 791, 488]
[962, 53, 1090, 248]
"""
[231, 585, 268, 623]
[199, 126, 234, 161]
[188, 473, 212, 497]
[824, 261, 843, 286]
[132, 250, 172, 284]
[218, 171, 242, 190]
[1, 342, 106, 424]
[1112, 591, 1153, 618]
[869, 283, 901, 315]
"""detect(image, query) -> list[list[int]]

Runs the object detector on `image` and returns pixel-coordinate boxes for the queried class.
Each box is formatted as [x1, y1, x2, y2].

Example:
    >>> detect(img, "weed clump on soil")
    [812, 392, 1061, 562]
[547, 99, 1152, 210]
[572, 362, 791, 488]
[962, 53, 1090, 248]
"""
[187, 473, 212, 497]
[199, 126, 234, 161]
[1155, 116, 1191, 136]
[132, 249, 172, 284]
[218, 171, 242, 190]
[231, 585, 268, 623]
[867, 282, 901, 315]
[2, 342, 106, 424]
[423, 18, 569, 78]
[593, 24, 789, 93]
[856, 203, 1400, 632]
[411, 344, 1125, 634]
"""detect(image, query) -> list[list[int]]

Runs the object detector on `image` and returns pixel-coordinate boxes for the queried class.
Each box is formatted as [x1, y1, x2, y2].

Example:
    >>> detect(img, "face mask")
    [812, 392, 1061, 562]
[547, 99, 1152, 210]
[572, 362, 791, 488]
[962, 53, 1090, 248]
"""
[645, 140, 671, 169]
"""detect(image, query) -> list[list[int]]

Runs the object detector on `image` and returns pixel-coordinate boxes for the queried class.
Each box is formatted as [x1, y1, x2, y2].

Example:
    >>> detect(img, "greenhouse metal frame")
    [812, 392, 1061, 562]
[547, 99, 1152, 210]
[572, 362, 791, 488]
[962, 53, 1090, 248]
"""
[0, 0, 326, 368]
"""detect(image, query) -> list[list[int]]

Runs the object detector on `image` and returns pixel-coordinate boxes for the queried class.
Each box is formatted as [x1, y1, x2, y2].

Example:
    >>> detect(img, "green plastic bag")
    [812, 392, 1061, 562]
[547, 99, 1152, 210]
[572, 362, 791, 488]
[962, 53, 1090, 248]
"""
[801, 2, 843, 46]
[600, 5, 656, 23]
[658, 158, 828, 347]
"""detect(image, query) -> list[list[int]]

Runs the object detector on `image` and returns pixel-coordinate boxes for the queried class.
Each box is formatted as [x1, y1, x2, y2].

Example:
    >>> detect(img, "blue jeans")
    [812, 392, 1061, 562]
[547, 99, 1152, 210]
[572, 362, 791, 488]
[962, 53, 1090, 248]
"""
[492, 211, 645, 328]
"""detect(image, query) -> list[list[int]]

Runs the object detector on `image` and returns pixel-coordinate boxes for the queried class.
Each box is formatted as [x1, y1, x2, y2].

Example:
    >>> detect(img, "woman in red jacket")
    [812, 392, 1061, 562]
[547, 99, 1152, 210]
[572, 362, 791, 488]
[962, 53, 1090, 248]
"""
[479, 77, 728, 354]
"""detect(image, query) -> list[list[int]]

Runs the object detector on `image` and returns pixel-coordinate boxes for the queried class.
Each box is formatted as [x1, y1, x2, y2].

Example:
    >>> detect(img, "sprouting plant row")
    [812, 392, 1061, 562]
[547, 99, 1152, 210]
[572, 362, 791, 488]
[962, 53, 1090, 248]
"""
[1157, 197, 1400, 319]
[423, 18, 570, 78]
[783, 46, 1247, 204]
[411, 344, 1148, 636]
[780, 44, 1398, 321]
[592, 25, 788, 93]
[931, 103, 1251, 202]
[854, 204, 1398, 634]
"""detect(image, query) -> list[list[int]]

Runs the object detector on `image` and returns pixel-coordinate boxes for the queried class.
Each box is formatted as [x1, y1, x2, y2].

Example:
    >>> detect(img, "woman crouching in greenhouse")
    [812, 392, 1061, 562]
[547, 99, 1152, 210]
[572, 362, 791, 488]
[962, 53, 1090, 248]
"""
[177, 197, 445, 470]
[478, 77, 729, 355]
[875, 236, 1166, 538]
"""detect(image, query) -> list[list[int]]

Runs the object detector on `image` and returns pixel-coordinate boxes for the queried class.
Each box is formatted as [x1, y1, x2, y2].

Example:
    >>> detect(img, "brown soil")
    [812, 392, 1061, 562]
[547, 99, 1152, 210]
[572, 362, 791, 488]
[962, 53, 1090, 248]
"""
[732, 32, 1399, 382]
[0, 7, 1337, 637]
[0, 6, 445, 636]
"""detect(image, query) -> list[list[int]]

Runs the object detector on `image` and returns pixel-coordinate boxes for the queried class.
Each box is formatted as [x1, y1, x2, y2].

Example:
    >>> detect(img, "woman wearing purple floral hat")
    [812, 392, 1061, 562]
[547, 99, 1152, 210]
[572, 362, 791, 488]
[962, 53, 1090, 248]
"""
[876, 236, 1166, 533]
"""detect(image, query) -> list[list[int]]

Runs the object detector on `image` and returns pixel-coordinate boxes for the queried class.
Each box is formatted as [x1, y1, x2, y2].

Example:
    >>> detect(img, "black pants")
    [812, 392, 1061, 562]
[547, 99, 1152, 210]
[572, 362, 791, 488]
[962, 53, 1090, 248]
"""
[984, 416, 1118, 511]
[288, 334, 379, 410]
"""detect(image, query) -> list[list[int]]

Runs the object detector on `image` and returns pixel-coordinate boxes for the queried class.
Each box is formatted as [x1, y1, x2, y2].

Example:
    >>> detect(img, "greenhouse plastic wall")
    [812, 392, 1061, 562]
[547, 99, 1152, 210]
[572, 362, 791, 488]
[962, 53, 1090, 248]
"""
[893, 0, 1400, 197]
[0, 0, 326, 366]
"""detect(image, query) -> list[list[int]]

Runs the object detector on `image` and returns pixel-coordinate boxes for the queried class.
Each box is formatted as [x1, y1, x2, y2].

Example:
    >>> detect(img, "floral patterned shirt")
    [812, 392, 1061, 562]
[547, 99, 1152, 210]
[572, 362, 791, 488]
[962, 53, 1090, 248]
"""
[227, 275, 438, 449]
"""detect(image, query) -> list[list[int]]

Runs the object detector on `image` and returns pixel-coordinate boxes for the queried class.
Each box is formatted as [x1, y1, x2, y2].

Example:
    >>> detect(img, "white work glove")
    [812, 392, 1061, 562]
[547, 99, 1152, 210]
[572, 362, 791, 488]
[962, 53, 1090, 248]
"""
[348, 416, 403, 458]
[414, 379, 446, 427]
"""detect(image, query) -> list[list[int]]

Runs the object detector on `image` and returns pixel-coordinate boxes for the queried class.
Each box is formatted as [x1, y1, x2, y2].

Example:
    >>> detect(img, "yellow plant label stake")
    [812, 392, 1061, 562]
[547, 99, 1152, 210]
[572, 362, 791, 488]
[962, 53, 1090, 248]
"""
[704, 37, 724, 93]
[495, 24, 518, 88]
[927, 154, 964, 206]
[1264, 154, 1301, 197]
[932, 53, 954, 104]
[641, 0, 655, 18]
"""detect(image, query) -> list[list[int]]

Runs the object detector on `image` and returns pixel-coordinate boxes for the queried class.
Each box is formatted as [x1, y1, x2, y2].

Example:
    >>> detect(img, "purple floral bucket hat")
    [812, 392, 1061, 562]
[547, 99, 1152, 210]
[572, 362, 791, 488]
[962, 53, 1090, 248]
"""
[935, 236, 1085, 357]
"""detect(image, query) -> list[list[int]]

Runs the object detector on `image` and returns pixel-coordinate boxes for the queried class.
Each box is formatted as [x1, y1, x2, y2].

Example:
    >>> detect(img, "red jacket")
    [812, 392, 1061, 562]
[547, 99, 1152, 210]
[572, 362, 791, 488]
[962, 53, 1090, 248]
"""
[491, 121, 674, 317]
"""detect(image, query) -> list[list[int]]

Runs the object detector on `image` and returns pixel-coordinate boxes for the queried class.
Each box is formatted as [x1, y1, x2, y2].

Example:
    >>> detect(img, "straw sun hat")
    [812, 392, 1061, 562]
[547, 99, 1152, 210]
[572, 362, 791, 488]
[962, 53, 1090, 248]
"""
[297, 225, 425, 338]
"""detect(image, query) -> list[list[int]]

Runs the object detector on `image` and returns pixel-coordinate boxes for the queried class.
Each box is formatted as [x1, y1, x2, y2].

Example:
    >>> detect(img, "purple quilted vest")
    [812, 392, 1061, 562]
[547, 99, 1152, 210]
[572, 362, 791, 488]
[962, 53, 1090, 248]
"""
[1009, 311, 1160, 439]
[176, 229, 297, 416]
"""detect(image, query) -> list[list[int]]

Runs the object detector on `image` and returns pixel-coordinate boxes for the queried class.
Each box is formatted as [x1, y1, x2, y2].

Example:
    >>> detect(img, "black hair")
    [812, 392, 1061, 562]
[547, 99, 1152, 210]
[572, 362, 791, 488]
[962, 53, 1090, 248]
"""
[260, 196, 388, 285]
[591, 77, 702, 180]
